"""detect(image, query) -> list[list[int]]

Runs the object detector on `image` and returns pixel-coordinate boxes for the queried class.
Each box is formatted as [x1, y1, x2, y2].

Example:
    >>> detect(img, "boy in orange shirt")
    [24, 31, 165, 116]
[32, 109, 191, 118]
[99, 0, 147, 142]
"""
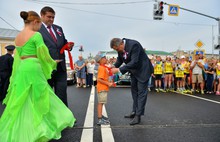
[95, 53, 115, 125]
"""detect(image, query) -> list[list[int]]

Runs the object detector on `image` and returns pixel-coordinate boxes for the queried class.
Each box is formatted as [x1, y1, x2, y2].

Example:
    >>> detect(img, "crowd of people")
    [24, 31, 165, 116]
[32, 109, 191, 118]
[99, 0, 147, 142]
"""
[149, 53, 220, 95]
[74, 55, 118, 88]
[74, 52, 220, 96]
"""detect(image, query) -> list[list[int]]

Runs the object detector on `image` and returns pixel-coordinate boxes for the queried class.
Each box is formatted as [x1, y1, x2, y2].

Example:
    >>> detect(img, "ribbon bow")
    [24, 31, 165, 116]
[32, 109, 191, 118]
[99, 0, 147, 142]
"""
[60, 42, 74, 70]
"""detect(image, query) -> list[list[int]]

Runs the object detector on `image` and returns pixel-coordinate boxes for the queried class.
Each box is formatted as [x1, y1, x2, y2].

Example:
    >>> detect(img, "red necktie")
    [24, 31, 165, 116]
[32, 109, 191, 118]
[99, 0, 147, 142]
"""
[47, 26, 57, 42]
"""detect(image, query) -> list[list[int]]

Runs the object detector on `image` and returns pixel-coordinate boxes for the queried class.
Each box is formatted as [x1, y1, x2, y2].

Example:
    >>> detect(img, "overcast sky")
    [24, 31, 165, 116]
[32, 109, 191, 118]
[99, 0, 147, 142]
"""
[0, 0, 219, 60]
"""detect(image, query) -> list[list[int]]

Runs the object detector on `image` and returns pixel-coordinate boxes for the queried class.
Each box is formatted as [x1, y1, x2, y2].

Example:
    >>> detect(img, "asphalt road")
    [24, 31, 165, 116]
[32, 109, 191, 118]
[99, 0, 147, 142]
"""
[1, 85, 220, 142]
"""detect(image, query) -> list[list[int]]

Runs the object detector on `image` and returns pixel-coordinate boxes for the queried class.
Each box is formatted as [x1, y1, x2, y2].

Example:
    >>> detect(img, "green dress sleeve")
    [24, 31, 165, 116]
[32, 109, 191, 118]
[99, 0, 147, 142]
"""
[35, 32, 57, 80]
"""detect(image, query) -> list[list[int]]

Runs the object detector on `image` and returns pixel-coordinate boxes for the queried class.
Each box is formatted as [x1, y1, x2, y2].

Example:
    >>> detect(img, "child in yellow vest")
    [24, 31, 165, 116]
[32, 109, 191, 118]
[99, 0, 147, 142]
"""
[181, 55, 191, 93]
[175, 58, 184, 93]
[164, 56, 175, 91]
[153, 56, 165, 92]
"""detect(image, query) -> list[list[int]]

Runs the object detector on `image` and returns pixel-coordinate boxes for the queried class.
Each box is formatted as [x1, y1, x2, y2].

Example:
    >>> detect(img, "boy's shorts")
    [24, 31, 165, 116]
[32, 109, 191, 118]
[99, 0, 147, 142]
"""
[98, 91, 108, 104]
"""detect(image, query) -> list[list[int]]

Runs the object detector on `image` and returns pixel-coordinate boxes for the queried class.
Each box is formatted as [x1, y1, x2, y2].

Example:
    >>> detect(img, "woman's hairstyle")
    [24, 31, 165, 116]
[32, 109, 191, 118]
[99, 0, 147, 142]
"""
[20, 11, 41, 24]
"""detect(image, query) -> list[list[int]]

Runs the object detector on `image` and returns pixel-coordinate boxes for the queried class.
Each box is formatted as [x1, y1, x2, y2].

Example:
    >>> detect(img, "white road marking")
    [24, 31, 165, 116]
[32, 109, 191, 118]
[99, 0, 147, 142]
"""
[80, 86, 95, 142]
[101, 105, 115, 142]
[80, 86, 115, 142]
[181, 93, 220, 105]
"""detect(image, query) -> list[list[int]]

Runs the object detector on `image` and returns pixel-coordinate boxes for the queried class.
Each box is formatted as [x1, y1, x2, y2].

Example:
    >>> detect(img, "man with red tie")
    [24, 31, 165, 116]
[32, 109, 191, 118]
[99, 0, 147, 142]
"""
[39, 6, 74, 106]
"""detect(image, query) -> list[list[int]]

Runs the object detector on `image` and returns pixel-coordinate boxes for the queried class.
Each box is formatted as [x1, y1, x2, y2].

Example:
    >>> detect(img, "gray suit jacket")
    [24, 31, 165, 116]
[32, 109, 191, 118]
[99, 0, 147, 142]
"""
[114, 38, 154, 83]
[39, 24, 67, 72]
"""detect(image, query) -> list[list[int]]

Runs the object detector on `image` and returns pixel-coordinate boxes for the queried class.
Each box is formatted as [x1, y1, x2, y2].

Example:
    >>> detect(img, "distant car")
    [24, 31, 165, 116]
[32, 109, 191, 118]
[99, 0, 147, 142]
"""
[116, 72, 131, 86]
[66, 61, 76, 85]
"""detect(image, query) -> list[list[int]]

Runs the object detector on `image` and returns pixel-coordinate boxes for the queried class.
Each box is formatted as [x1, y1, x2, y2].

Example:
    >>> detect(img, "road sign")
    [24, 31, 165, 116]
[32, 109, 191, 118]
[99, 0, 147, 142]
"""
[193, 49, 205, 60]
[194, 50, 205, 55]
[168, 4, 179, 16]
[195, 40, 204, 48]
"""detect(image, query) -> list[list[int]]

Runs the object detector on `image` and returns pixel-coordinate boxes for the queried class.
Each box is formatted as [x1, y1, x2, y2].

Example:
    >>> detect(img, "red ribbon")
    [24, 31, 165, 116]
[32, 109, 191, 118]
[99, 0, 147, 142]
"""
[100, 65, 112, 76]
[60, 42, 74, 70]
[100, 65, 116, 87]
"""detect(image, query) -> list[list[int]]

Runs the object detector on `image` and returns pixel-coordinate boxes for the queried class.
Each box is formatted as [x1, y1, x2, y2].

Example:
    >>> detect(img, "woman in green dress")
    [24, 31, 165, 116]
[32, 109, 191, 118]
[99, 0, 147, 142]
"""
[0, 11, 76, 142]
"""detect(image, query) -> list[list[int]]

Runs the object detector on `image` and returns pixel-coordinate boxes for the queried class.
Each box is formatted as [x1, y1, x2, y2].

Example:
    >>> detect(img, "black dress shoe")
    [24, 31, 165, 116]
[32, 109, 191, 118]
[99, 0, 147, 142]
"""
[124, 112, 136, 118]
[129, 115, 141, 125]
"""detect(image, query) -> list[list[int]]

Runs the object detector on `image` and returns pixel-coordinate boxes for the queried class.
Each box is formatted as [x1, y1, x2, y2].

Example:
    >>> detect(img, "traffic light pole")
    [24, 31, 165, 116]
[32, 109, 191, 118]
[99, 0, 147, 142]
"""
[164, 2, 220, 58]
[163, 2, 219, 21]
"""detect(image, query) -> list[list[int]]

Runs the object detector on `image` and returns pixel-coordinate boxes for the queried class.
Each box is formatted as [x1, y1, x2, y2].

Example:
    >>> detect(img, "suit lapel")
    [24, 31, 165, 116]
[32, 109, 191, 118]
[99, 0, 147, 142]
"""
[53, 25, 62, 46]
[42, 25, 56, 44]
[122, 39, 129, 63]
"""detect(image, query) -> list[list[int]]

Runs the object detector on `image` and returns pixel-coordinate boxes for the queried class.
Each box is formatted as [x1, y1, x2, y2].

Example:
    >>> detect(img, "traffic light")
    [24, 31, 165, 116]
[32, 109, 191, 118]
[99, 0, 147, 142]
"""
[158, 1, 164, 15]
[215, 36, 220, 49]
[215, 44, 220, 49]
[153, 1, 164, 20]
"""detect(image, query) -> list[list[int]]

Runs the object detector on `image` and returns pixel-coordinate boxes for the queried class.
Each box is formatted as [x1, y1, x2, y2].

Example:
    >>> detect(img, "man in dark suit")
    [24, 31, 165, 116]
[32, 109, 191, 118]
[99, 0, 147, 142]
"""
[39, 6, 74, 106]
[0, 45, 15, 101]
[111, 38, 153, 125]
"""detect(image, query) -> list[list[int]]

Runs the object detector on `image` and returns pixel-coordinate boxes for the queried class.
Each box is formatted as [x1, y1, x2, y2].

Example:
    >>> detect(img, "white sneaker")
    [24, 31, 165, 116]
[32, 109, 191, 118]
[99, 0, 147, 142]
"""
[102, 115, 110, 123]
[97, 118, 110, 125]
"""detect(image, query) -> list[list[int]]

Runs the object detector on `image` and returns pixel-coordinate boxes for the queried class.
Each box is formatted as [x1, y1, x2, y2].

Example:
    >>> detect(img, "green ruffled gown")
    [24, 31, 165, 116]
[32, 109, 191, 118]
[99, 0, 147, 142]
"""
[0, 32, 76, 142]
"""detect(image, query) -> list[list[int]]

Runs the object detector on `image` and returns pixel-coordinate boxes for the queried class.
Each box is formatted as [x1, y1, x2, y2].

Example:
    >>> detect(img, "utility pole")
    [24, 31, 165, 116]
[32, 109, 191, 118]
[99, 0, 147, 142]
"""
[212, 25, 215, 57]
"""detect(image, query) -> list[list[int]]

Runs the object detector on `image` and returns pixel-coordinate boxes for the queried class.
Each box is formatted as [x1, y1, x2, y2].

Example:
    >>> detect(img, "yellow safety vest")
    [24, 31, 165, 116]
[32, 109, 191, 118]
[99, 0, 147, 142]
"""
[182, 61, 190, 74]
[175, 69, 184, 78]
[217, 62, 220, 76]
[154, 62, 163, 75]
[164, 62, 173, 73]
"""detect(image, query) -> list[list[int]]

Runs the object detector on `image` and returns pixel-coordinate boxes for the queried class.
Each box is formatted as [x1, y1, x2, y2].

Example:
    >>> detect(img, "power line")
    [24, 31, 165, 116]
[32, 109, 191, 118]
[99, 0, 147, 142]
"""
[28, 0, 154, 5]
[29, 1, 215, 27]
[0, 17, 18, 30]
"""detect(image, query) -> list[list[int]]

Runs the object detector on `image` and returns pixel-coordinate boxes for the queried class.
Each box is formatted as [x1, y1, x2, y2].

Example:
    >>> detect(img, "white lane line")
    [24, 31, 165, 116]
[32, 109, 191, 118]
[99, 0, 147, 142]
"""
[101, 105, 115, 142]
[182, 93, 220, 105]
[80, 86, 95, 142]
